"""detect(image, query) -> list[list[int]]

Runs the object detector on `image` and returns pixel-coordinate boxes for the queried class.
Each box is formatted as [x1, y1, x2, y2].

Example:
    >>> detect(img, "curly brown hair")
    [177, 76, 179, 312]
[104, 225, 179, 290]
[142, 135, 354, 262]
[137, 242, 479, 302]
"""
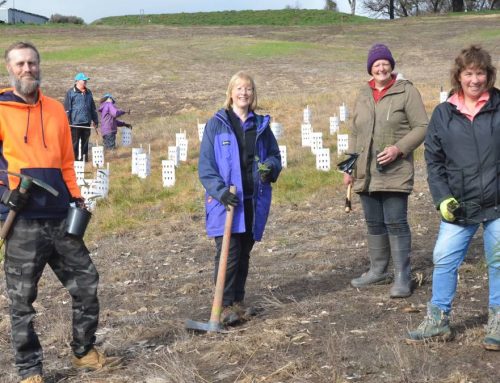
[450, 45, 497, 93]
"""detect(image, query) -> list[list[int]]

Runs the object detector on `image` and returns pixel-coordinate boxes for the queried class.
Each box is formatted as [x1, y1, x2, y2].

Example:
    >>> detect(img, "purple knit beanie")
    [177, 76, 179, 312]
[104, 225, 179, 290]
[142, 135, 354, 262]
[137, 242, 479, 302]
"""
[367, 44, 395, 74]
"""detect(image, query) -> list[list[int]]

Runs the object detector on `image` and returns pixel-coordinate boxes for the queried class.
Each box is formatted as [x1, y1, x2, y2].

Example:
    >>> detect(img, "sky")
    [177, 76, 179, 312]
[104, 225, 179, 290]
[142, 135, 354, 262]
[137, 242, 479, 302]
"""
[4, 0, 355, 24]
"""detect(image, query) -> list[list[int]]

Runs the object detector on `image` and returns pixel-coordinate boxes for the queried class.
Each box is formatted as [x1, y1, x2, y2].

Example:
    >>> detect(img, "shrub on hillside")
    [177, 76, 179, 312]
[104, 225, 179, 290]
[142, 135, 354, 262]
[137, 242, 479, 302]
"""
[49, 14, 85, 24]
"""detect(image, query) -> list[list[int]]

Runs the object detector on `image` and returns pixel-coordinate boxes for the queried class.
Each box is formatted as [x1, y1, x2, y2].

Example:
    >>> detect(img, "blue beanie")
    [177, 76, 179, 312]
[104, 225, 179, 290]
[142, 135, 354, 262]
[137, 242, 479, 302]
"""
[367, 44, 395, 74]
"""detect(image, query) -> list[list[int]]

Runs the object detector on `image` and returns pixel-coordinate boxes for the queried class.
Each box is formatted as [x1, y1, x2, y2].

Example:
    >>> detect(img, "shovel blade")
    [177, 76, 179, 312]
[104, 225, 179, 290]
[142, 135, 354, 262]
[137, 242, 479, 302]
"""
[185, 319, 227, 333]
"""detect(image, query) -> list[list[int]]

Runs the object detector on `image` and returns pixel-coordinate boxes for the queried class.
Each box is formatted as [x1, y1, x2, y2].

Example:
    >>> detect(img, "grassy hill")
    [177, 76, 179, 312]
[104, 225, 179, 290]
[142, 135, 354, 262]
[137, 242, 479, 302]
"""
[92, 9, 372, 26]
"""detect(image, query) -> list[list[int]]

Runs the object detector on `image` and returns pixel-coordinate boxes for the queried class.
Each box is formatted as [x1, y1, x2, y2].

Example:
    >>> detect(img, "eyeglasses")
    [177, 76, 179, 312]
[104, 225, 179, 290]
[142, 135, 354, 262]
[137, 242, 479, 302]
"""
[235, 87, 254, 93]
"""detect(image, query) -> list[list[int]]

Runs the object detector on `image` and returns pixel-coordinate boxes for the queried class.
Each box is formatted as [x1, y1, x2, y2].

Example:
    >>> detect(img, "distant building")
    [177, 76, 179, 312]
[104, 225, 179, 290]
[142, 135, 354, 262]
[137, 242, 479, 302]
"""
[0, 8, 49, 24]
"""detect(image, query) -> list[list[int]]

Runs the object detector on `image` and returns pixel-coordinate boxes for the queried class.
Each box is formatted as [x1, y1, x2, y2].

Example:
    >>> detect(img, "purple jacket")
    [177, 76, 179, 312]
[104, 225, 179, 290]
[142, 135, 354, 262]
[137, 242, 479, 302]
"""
[198, 109, 282, 241]
[98, 101, 126, 135]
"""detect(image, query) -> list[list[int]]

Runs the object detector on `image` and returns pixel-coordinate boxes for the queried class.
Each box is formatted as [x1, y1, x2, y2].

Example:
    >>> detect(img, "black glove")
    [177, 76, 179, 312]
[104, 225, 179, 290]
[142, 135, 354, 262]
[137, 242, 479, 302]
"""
[1, 188, 30, 212]
[71, 197, 86, 209]
[258, 162, 273, 183]
[126, 123, 133, 129]
[220, 190, 239, 211]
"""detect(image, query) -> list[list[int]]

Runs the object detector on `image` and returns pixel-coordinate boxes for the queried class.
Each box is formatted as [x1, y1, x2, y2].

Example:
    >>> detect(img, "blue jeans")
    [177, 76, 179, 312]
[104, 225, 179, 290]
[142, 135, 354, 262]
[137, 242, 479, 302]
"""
[431, 219, 500, 313]
[359, 192, 410, 236]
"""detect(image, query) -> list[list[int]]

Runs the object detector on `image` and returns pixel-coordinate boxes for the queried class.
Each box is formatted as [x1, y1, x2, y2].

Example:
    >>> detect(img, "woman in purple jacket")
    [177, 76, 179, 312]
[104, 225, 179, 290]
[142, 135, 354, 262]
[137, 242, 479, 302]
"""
[198, 71, 282, 325]
[98, 93, 132, 150]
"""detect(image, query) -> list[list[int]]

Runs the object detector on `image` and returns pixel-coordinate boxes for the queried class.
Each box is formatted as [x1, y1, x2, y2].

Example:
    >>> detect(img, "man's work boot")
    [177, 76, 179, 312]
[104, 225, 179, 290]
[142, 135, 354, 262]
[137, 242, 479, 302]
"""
[483, 306, 500, 351]
[20, 375, 44, 383]
[72, 347, 123, 371]
[406, 303, 453, 344]
[351, 233, 391, 288]
[389, 234, 412, 298]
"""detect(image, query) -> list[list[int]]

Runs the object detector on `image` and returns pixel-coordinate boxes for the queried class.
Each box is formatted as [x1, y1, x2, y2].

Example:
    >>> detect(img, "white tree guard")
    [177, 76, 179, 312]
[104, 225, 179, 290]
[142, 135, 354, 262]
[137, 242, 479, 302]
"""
[121, 126, 133, 147]
[197, 122, 205, 142]
[337, 134, 349, 156]
[329, 115, 340, 135]
[270, 122, 283, 140]
[176, 132, 188, 162]
[168, 146, 180, 167]
[301, 123, 312, 147]
[316, 148, 331, 171]
[131, 147, 144, 175]
[92, 146, 104, 168]
[74, 160, 85, 186]
[339, 103, 348, 122]
[162, 160, 176, 187]
[303, 105, 311, 124]
[136, 153, 151, 179]
[440, 90, 448, 103]
[310, 132, 323, 155]
[279, 145, 287, 169]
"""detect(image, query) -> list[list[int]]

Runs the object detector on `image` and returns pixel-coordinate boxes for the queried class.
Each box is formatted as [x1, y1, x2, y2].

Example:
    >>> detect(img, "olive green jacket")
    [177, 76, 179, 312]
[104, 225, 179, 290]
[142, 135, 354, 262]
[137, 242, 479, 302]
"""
[348, 75, 428, 193]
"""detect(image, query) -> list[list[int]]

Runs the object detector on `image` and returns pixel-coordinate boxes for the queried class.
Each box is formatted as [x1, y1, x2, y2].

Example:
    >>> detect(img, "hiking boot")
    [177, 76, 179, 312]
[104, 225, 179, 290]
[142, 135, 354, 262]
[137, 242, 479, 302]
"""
[20, 375, 44, 383]
[406, 303, 452, 344]
[351, 233, 391, 288]
[221, 306, 241, 325]
[72, 347, 123, 371]
[389, 234, 412, 298]
[483, 306, 500, 351]
[234, 302, 258, 318]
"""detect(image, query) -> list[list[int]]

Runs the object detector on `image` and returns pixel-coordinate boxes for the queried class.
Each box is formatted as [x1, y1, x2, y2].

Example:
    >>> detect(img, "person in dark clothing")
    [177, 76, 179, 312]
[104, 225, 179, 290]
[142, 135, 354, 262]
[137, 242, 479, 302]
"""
[198, 71, 282, 325]
[406, 45, 500, 351]
[64, 72, 98, 162]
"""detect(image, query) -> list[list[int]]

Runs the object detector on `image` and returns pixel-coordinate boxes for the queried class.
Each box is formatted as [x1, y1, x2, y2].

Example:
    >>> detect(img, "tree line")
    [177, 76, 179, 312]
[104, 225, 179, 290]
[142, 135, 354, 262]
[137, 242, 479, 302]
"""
[318, 0, 500, 18]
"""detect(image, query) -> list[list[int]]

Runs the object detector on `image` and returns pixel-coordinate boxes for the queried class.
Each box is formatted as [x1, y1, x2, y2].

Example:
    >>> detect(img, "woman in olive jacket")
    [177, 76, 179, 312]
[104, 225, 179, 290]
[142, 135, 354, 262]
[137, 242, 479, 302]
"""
[343, 43, 428, 298]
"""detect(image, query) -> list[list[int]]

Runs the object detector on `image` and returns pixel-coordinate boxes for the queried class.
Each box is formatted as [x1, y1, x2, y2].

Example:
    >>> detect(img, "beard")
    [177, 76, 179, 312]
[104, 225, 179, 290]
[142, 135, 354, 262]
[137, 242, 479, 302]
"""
[9, 70, 42, 98]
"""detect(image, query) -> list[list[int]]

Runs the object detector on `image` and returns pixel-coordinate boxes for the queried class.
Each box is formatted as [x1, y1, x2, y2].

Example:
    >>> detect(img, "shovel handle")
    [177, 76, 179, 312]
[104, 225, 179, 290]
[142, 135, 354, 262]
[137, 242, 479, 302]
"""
[345, 183, 352, 213]
[209, 185, 237, 325]
[0, 178, 32, 244]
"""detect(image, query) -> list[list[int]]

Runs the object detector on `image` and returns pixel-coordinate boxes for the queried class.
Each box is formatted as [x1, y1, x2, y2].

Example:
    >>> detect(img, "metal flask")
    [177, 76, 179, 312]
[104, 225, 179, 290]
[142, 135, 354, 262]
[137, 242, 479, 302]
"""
[66, 206, 92, 238]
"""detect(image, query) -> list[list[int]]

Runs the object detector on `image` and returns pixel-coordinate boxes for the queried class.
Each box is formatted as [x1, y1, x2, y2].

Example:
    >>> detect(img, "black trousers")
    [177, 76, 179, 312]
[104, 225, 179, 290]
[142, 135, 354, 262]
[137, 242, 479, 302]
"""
[71, 125, 91, 161]
[214, 199, 255, 306]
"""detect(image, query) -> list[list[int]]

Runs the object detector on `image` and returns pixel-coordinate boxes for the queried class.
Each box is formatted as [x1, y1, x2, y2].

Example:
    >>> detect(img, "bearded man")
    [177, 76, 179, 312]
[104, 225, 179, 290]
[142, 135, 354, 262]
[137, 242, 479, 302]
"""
[0, 41, 120, 383]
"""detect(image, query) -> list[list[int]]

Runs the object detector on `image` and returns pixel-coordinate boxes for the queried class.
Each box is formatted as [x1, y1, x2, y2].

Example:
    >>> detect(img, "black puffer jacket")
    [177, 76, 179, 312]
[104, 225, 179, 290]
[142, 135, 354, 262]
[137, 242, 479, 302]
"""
[425, 88, 500, 225]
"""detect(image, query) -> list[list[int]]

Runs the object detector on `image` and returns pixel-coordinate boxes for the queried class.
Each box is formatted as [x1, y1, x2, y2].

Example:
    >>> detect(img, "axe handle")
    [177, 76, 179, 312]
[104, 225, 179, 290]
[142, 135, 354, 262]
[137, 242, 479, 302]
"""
[209, 185, 237, 325]
[345, 183, 352, 213]
[0, 179, 32, 245]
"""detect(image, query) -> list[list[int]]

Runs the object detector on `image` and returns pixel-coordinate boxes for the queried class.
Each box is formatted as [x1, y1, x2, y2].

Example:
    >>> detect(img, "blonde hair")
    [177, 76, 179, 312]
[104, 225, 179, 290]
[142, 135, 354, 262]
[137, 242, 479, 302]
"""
[223, 71, 258, 111]
[450, 45, 497, 93]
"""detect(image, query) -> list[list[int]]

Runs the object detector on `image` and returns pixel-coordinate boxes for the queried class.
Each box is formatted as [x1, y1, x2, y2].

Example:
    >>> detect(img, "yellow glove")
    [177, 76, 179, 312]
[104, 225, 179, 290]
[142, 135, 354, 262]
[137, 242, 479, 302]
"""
[439, 197, 459, 222]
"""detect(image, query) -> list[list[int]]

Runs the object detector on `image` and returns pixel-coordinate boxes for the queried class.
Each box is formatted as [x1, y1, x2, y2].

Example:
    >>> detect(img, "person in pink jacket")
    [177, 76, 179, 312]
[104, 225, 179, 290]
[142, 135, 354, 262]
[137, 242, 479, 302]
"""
[98, 93, 131, 150]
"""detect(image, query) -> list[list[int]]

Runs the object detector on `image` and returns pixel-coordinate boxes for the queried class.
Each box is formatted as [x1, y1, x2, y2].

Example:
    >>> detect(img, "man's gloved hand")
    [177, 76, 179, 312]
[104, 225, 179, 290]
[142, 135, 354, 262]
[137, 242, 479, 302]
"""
[440, 197, 459, 222]
[126, 123, 133, 129]
[71, 197, 86, 209]
[1, 188, 30, 212]
[258, 162, 272, 183]
[220, 190, 239, 211]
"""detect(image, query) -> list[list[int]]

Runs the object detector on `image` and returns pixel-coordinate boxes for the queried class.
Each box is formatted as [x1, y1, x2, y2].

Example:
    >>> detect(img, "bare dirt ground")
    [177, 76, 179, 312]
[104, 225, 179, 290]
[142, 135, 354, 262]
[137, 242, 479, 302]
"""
[0, 16, 499, 382]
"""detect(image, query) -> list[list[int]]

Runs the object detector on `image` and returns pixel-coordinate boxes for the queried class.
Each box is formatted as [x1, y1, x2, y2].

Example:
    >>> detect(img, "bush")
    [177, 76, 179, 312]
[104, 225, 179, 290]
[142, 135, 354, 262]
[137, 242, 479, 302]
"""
[49, 14, 85, 24]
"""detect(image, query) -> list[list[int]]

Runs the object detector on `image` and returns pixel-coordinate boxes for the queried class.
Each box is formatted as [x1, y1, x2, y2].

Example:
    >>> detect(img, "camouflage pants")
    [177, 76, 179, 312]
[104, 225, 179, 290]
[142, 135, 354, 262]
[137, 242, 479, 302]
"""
[3, 218, 99, 378]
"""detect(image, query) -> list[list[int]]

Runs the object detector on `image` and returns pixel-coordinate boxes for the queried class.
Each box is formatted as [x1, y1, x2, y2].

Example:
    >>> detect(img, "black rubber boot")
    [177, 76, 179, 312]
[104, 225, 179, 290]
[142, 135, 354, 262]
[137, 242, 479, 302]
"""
[351, 233, 391, 288]
[389, 234, 412, 298]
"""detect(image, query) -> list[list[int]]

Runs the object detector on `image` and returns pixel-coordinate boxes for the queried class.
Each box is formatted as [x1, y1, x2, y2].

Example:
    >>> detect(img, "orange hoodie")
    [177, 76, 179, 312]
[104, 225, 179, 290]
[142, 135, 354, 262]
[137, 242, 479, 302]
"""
[0, 88, 81, 220]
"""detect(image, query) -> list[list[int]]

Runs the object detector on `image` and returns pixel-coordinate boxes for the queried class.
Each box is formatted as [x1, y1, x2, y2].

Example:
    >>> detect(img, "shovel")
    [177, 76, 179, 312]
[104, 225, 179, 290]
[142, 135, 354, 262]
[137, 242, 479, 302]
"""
[185, 185, 236, 333]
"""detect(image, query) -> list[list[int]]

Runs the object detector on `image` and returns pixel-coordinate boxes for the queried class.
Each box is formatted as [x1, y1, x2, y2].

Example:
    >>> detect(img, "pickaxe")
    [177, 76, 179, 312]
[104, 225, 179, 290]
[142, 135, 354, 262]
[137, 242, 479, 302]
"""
[0, 171, 59, 249]
[337, 153, 359, 213]
[185, 185, 237, 333]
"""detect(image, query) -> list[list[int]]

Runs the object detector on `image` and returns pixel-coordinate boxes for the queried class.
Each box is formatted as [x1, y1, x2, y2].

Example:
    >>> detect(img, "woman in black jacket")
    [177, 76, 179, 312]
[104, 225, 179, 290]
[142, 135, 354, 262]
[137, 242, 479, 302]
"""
[406, 45, 500, 351]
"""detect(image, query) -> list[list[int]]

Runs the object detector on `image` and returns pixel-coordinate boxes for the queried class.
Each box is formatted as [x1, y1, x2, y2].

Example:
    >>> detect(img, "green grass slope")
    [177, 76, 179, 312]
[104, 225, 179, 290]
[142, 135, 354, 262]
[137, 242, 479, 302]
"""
[92, 9, 371, 26]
